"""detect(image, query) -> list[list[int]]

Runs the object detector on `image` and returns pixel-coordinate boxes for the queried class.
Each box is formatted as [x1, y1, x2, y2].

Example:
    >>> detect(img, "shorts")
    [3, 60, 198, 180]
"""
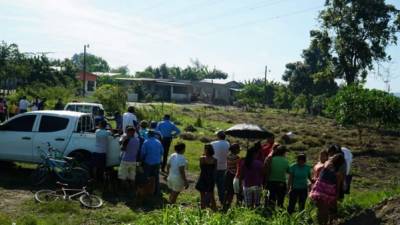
[118, 161, 137, 181]
[243, 186, 262, 207]
[167, 175, 185, 192]
[91, 153, 106, 168]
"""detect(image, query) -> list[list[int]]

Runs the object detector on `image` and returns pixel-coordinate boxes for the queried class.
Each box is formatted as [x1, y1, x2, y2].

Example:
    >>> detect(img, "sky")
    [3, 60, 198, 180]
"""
[1, 0, 400, 92]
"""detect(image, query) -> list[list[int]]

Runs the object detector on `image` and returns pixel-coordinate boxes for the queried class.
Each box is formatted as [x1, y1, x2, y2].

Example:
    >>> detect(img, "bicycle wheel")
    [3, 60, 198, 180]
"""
[79, 194, 103, 208]
[30, 164, 50, 186]
[34, 189, 62, 203]
[57, 167, 89, 186]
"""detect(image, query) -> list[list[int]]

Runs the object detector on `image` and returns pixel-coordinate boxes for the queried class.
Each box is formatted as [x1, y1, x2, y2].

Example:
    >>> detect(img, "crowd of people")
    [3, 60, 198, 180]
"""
[0, 94, 65, 122]
[0, 96, 354, 224]
[93, 106, 353, 225]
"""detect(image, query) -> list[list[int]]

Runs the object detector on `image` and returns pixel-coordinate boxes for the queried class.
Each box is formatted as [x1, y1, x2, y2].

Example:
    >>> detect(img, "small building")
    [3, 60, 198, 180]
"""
[116, 78, 192, 103]
[192, 79, 243, 105]
[76, 72, 97, 94]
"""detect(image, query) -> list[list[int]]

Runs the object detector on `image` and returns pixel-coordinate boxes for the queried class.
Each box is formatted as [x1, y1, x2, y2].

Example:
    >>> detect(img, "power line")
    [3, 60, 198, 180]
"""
[160, 0, 228, 20]
[175, 0, 291, 28]
[201, 5, 323, 36]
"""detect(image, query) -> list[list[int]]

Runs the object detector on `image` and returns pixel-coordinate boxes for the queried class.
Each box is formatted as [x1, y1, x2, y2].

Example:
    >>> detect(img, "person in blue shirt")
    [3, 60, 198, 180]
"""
[140, 130, 164, 196]
[94, 109, 106, 127]
[156, 115, 181, 172]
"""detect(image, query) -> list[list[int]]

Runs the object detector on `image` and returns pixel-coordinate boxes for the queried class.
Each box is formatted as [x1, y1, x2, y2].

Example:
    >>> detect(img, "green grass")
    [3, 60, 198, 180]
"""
[5, 187, 399, 225]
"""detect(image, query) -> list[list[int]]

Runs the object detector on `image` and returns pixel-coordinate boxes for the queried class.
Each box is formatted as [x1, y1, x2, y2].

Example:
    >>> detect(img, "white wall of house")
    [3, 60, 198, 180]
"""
[128, 93, 138, 102]
[171, 93, 191, 102]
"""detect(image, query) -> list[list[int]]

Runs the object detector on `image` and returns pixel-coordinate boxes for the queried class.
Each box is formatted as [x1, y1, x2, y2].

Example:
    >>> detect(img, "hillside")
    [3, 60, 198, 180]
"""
[0, 104, 399, 224]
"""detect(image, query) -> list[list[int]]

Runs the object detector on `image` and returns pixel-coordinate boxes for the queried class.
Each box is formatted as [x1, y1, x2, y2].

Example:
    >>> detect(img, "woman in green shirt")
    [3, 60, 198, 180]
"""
[264, 145, 289, 208]
[287, 153, 312, 214]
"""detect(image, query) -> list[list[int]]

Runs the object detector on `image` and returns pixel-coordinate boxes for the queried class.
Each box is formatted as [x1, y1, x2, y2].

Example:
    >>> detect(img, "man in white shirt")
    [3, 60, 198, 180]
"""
[211, 131, 230, 205]
[122, 106, 138, 134]
[18, 96, 30, 113]
[341, 146, 353, 194]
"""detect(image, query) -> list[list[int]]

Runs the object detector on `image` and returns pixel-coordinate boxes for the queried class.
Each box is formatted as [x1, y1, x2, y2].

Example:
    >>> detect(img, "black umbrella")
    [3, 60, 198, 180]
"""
[225, 123, 273, 139]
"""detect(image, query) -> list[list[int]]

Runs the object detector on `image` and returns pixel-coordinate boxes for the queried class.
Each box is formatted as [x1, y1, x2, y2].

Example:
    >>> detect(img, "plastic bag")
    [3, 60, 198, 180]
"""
[233, 177, 240, 194]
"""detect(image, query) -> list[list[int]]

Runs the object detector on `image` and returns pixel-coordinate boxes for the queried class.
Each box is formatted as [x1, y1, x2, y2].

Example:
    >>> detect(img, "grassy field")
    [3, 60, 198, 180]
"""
[0, 103, 399, 225]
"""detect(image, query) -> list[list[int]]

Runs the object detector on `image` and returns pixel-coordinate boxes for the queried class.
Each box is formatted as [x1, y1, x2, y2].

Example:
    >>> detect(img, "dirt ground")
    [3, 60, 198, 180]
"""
[0, 188, 31, 215]
[340, 197, 400, 225]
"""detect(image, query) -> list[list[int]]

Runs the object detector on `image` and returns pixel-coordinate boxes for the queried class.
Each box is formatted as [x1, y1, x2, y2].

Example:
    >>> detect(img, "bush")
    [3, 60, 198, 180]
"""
[180, 132, 197, 141]
[199, 136, 213, 143]
[327, 85, 400, 143]
[194, 116, 203, 127]
[289, 142, 308, 152]
[94, 84, 127, 113]
[184, 125, 197, 132]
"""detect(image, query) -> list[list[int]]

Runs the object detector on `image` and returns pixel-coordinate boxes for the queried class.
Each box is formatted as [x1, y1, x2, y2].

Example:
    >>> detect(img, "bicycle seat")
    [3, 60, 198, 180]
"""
[56, 181, 69, 187]
[63, 156, 74, 162]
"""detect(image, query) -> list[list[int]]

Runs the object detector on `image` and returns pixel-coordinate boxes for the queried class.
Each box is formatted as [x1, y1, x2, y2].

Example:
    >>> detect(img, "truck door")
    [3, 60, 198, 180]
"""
[0, 114, 37, 162]
[32, 115, 71, 162]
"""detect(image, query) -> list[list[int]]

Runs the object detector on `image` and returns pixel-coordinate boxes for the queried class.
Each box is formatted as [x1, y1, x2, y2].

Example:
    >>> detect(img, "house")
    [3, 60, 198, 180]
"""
[116, 77, 242, 104]
[76, 72, 97, 94]
[192, 79, 243, 104]
[116, 78, 193, 102]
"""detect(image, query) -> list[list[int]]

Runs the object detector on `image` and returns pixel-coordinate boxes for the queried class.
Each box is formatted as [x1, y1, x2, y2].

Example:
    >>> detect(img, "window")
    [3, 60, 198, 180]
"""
[0, 115, 36, 132]
[87, 81, 95, 92]
[76, 115, 94, 132]
[65, 105, 75, 111]
[173, 86, 188, 94]
[39, 116, 69, 132]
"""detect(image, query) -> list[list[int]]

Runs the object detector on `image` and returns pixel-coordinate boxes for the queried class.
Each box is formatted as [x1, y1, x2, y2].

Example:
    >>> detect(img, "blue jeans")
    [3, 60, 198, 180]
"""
[216, 170, 226, 204]
[143, 163, 160, 196]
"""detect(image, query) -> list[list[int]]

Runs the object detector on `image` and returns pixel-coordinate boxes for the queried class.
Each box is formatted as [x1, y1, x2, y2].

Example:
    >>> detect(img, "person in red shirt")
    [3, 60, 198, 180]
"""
[257, 135, 276, 162]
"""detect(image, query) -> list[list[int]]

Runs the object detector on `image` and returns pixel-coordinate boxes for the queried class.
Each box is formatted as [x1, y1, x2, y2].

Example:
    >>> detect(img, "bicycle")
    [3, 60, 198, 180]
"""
[34, 181, 103, 208]
[30, 142, 89, 187]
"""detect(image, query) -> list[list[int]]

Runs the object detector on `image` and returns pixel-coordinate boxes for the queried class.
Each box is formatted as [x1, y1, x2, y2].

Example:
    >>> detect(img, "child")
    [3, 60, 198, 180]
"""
[92, 120, 111, 182]
[166, 142, 189, 204]
[195, 144, 217, 210]
[312, 150, 329, 183]
[224, 143, 240, 209]
[287, 153, 312, 214]
[139, 120, 149, 140]
[310, 154, 345, 225]
[118, 126, 140, 190]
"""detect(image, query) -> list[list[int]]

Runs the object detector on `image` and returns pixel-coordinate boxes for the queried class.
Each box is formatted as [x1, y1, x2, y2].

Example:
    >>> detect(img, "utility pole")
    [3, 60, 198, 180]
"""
[82, 44, 89, 96]
[264, 65, 268, 107]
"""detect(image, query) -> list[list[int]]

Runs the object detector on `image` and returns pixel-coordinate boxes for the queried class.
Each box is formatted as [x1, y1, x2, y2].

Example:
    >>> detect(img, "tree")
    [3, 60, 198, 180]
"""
[320, 0, 400, 84]
[94, 84, 127, 113]
[282, 30, 338, 96]
[236, 80, 265, 109]
[110, 65, 129, 76]
[0, 42, 78, 89]
[327, 85, 400, 143]
[135, 62, 228, 81]
[273, 85, 294, 112]
[0, 42, 30, 83]
[71, 53, 110, 72]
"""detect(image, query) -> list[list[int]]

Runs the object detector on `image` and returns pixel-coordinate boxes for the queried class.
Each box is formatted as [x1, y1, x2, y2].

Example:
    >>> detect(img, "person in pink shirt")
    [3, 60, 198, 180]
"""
[312, 150, 329, 183]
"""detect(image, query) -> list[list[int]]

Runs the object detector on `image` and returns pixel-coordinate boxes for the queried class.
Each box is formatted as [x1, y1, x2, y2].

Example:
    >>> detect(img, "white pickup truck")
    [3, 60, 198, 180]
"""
[0, 110, 120, 167]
